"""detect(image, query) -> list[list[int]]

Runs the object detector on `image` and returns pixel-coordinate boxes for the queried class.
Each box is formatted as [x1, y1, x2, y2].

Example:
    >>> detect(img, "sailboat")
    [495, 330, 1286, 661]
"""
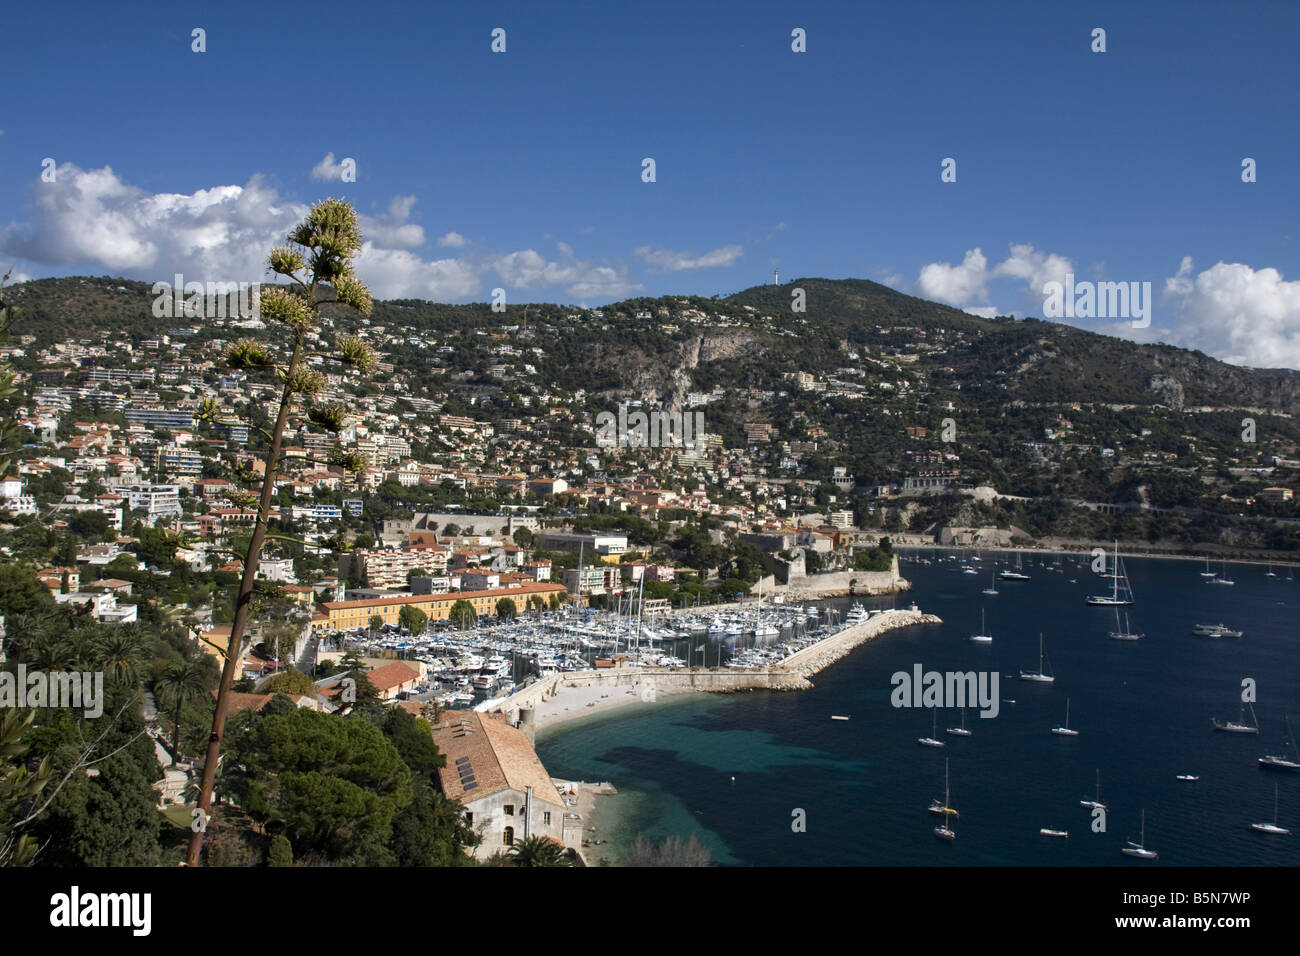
[1250, 783, 1291, 835]
[928, 758, 960, 818]
[1259, 713, 1300, 772]
[1200, 556, 1217, 578]
[969, 608, 992, 644]
[1208, 560, 1235, 586]
[1080, 769, 1108, 810]
[946, 707, 972, 737]
[1121, 809, 1158, 860]
[982, 572, 999, 596]
[1212, 701, 1260, 734]
[933, 761, 956, 841]
[1019, 633, 1055, 683]
[1052, 697, 1079, 736]
[1000, 551, 1030, 581]
[1108, 608, 1142, 641]
[1266, 558, 1278, 579]
[918, 710, 945, 748]
[1086, 540, 1134, 605]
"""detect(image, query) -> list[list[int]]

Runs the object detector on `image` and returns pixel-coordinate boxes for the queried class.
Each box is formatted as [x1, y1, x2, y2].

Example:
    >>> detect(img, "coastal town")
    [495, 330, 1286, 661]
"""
[1, 265, 1298, 866]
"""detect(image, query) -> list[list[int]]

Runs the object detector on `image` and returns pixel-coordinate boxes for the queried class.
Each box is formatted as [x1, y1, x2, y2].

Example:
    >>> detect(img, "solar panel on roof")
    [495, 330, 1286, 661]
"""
[461, 776, 476, 786]
[463, 782, 478, 791]
[455, 756, 469, 764]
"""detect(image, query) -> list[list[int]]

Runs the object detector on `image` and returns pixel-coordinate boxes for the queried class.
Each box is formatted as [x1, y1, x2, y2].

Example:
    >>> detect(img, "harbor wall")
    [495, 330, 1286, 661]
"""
[489, 608, 942, 725]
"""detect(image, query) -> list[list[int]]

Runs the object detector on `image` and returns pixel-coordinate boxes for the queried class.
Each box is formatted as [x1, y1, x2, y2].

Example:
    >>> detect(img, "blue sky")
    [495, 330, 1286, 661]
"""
[2, 0, 1298, 367]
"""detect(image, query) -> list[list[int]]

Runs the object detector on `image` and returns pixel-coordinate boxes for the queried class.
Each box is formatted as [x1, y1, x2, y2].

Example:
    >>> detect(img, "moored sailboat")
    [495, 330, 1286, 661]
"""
[1051, 697, 1079, 736]
[1086, 540, 1134, 605]
[1019, 633, 1055, 683]
[1121, 809, 1158, 860]
[1250, 783, 1291, 835]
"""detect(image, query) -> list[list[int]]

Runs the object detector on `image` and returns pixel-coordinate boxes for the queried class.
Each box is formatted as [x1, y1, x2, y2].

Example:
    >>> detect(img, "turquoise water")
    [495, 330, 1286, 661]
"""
[537, 553, 1300, 866]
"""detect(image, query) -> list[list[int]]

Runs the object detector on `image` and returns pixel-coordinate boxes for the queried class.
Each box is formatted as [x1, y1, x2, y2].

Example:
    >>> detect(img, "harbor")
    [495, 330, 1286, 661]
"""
[322, 589, 937, 714]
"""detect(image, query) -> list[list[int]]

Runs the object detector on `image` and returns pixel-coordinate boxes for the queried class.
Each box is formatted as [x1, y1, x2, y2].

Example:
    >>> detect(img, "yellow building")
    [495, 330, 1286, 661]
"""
[313, 582, 576, 632]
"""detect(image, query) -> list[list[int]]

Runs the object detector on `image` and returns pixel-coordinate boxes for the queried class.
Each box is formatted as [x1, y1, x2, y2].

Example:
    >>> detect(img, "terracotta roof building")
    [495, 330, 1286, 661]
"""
[431, 711, 569, 861]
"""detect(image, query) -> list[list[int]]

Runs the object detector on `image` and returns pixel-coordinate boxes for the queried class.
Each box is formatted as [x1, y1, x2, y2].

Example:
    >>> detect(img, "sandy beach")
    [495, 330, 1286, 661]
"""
[532, 679, 702, 731]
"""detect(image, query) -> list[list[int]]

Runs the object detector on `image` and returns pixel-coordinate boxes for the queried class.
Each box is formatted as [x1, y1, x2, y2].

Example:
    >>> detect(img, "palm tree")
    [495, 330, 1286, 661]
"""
[508, 835, 572, 867]
[155, 660, 211, 756]
[91, 628, 148, 686]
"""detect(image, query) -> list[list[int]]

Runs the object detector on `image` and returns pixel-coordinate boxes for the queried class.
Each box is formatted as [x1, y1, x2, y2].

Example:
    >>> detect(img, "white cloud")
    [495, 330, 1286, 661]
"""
[634, 244, 743, 271]
[916, 247, 990, 306]
[360, 196, 424, 250]
[356, 244, 479, 300]
[436, 231, 467, 248]
[1157, 258, 1300, 369]
[992, 243, 1073, 295]
[310, 153, 351, 182]
[963, 306, 1000, 318]
[493, 248, 641, 298]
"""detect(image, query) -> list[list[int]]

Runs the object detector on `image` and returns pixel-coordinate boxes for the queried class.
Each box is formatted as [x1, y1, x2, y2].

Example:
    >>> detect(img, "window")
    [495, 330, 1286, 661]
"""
[503, 826, 514, 846]
[543, 812, 551, 825]
[504, 804, 514, 816]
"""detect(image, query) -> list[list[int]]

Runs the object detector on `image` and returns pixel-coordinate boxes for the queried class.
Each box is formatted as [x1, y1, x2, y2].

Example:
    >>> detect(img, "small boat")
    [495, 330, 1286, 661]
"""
[1051, 698, 1079, 736]
[982, 573, 999, 596]
[1121, 809, 1158, 860]
[1176, 774, 1199, 782]
[946, 707, 972, 737]
[1080, 769, 1108, 811]
[969, 608, 992, 644]
[1250, 783, 1291, 835]
[1019, 633, 1055, 683]
[830, 715, 850, 721]
[1200, 556, 1217, 578]
[918, 710, 945, 748]
[1039, 828, 1069, 838]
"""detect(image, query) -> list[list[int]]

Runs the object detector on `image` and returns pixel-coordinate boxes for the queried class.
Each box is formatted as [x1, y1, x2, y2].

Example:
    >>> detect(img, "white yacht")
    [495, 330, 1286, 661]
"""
[1019, 633, 1055, 683]
[1121, 809, 1158, 860]
[1212, 702, 1259, 734]
[844, 602, 870, 626]
[1250, 784, 1291, 835]
[918, 710, 945, 748]
[1051, 698, 1079, 736]
[1086, 541, 1134, 605]
[1080, 769, 1108, 811]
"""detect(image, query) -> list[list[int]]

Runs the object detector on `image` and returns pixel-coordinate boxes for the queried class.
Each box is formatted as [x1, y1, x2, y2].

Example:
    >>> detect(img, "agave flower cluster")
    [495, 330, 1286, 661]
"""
[215, 198, 378, 456]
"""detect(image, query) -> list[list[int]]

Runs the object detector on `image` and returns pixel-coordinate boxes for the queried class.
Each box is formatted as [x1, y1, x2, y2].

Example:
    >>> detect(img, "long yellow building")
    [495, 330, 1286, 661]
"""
[312, 582, 575, 632]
